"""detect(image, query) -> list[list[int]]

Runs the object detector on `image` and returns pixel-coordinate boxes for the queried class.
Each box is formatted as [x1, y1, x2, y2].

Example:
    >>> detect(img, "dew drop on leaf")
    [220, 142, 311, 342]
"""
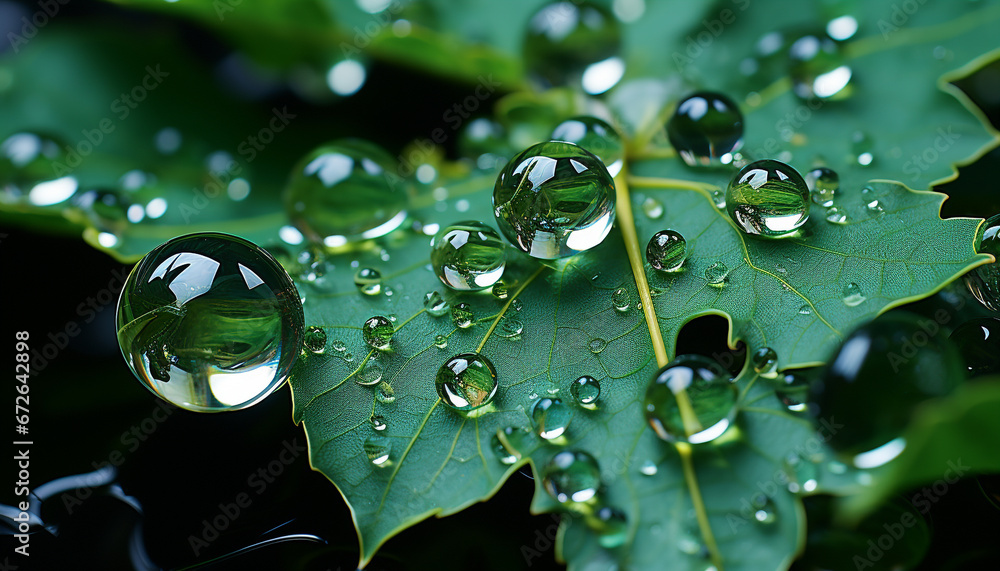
[646, 229, 686, 272]
[542, 450, 601, 508]
[434, 334, 448, 349]
[331, 339, 347, 352]
[785, 452, 818, 493]
[0, 131, 78, 208]
[639, 459, 658, 476]
[370, 414, 387, 431]
[667, 91, 744, 167]
[362, 315, 394, 349]
[841, 282, 866, 307]
[430, 221, 507, 291]
[115, 233, 303, 412]
[589, 338, 608, 354]
[852, 131, 875, 166]
[356, 359, 383, 386]
[751, 347, 779, 378]
[523, 1, 621, 91]
[798, 305, 812, 315]
[491, 432, 518, 466]
[423, 291, 450, 316]
[551, 116, 624, 176]
[593, 506, 628, 548]
[435, 352, 498, 412]
[498, 315, 524, 338]
[750, 493, 777, 525]
[644, 355, 737, 444]
[492, 280, 509, 300]
[452, 302, 474, 328]
[570, 375, 601, 406]
[788, 34, 852, 100]
[775, 372, 810, 412]
[711, 188, 726, 209]
[303, 326, 327, 354]
[354, 267, 382, 296]
[726, 159, 809, 237]
[364, 435, 391, 467]
[511, 298, 523, 312]
[861, 186, 884, 213]
[805, 166, 839, 207]
[532, 397, 572, 440]
[705, 262, 729, 287]
[612, 287, 630, 312]
[642, 196, 664, 219]
[493, 141, 616, 259]
[825, 205, 848, 224]
[376, 381, 395, 404]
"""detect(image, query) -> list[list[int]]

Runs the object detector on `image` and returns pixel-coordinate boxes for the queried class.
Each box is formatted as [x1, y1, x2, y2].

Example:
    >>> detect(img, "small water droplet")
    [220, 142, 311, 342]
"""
[852, 131, 874, 166]
[363, 316, 394, 349]
[805, 166, 839, 207]
[423, 291, 450, 316]
[491, 430, 518, 465]
[861, 186, 884, 213]
[711, 189, 727, 209]
[498, 316, 524, 339]
[825, 205, 848, 224]
[533, 398, 572, 440]
[798, 305, 812, 315]
[304, 326, 327, 353]
[789, 34, 851, 100]
[364, 435, 391, 467]
[492, 281, 509, 300]
[639, 460, 658, 476]
[570, 375, 601, 406]
[589, 338, 607, 354]
[705, 262, 729, 286]
[376, 382, 395, 404]
[542, 450, 601, 508]
[750, 493, 777, 525]
[775, 372, 809, 412]
[452, 303, 474, 328]
[827, 460, 848, 474]
[434, 334, 448, 349]
[642, 196, 664, 219]
[436, 352, 498, 412]
[667, 91, 744, 167]
[354, 267, 382, 295]
[370, 414, 387, 431]
[357, 359, 384, 386]
[842, 282, 866, 307]
[646, 230, 686, 272]
[786, 452, 818, 493]
[511, 298, 524, 312]
[751, 347, 779, 378]
[593, 506, 628, 548]
[612, 287, 630, 312]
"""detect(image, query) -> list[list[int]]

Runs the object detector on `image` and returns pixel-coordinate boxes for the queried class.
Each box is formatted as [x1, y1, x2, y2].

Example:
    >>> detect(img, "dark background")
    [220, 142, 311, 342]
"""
[2, 1, 1000, 570]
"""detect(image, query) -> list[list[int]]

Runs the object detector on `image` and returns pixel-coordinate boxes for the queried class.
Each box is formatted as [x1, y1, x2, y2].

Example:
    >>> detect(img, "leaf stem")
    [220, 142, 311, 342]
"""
[628, 175, 719, 195]
[476, 265, 545, 353]
[614, 168, 724, 569]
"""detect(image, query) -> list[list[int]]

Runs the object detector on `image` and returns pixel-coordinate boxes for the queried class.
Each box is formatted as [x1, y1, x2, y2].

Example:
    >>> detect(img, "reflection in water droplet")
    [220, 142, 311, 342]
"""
[842, 282, 866, 307]
[750, 493, 777, 525]
[423, 291, 450, 316]
[667, 91, 744, 167]
[354, 267, 382, 295]
[551, 116, 624, 176]
[498, 316, 524, 338]
[646, 229, 686, 272]
[751, 347, 778, 378]
[589, 338, 607, 354]
[861, 186, 884, 213]
[430, 221, 507, 291]
[332, 340, 347, 352]
[788, 34, 852, 100]
[304, 326, 327, 353]
[805, 166, 839, 208]
[357, 359, 383, 386]
[362, 316, 394, 349]
[727, 159, 810, 237]
[852, 131, 874, 166]
[491, 431, 518, 465]
[570, 375, 601, 406]
[376, 382, 395, 404]
[706, 262, 729, 286]
[452, 303, 474, 328]
[492, 281, 510, 300]
[364, 435, 391, 467]
[642, 196, 664, 219]
[542, 450, 601, 508]
[370, 414, 387, 431]
[644, 355, 737, 444]
[434, 334, 448, 349]
[436, 352, 498, 411]
[775, 372, 810, 412]
[711, 189, 727, 209]
[612, 287, 630, 312]
[825, 206, 848, 224]
[533, 397, 573, 439]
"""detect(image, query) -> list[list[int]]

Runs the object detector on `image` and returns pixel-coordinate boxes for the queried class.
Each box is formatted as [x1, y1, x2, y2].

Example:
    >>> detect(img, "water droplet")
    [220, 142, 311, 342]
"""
[430, 221, 507, 291]
[852, 131, 874, 166]
[827, 460, 848, 474]
[841, 283, 865, 307]
[589, 338, 607, 354]
[542, 450, 601, 508]
[332, 339, 347, 352]
[667, 91, 744, 167]
[965, 214, 1000, 311]
[492, 281, 510, 300]
[551, 116, 624, 176]
[452, 302, 474, 328]
[376, 381, 395, 404]
[612, 287, 630, 312]
[805, 167, 839, 208]
[370, 414, 387, 431]
[727, 159, 809, 237]
[354, 267, 382, 296]
[711, 189, 727, 209]
[642, 196, 664, 219]
[950, 317, 1000, 377]
[511, 299, 524, 312]
[705, 262, 729, 286]
[283, 139, 407, 245]
[644, 355, 737, 444]
[434, 334, 448, 349]
[0, 131, 78, 208]
[421, 291, 450, 317]
[751, 347, 779, 378]
[798, 305, 812, 315]
[436, 353, 498, 412]
[115, 233, 303, 412]
[646, 229, 686, 272]
[362, 316, 394, 349]
[459, 117, 508, 162]
[789, 34, 852, 100]
[491, 430, 518, 465]
[750, 493, 777, 524]
[72, 188, 132, 237]
[532, 397, 573, 440]
[785, 452, 818, 493]
[860, 186, 884, 213]
[570, 375, 601, 406]
[498, 316, 524, 339]
[357, 359, 384, 386]
[775, 372, 810, 412]
[304, 326, 327, 353]
[494, 141, 616, 259]
[639, 460, 658, 476]
[825, 205, 848, 224]
[593, 506, 628, 548]
[524, 1, 621, 90]
[364, 435, 391, 467]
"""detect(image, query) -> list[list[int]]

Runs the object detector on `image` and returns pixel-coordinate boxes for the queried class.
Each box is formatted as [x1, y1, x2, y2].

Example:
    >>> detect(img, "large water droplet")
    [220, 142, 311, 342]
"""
[430, 221, 507, 291]
[841, 283, 865, 307]
[357, 359, 383, 386]
[551, 116, 624, 176]
[789, 34, 852, 100]
[532, 397, 573, 440]
[452, 302, 474, 329]
[570, 375, 601, 406]
[304, 326, 327, 353]
[705, 262, 729, 286]
[542, 450, 601, 508]
[667, 92, 744, 167]
[612, 287, 630, 312]
[646, 229, 687, 272]
[283, 139, 407, 246]
[805, 166, 839, 208]
[752, 347, 779, 378]
[436, 353, 498, 412]
[354, 267, 382, 296]
[727, 159, 809, 237]
[644, 354, 737, 444]
[950, 317, 1000, 378]
[364, 435, 391, 467]
[775, 372, 810, 412]
[115, 233, 303, 412]
[363, 316, 394, 349]
[965, 213, 1000, 311]
[523, 1, 622, 90]
[493, 141, 616, 259]
[423, 290, 450, 316]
